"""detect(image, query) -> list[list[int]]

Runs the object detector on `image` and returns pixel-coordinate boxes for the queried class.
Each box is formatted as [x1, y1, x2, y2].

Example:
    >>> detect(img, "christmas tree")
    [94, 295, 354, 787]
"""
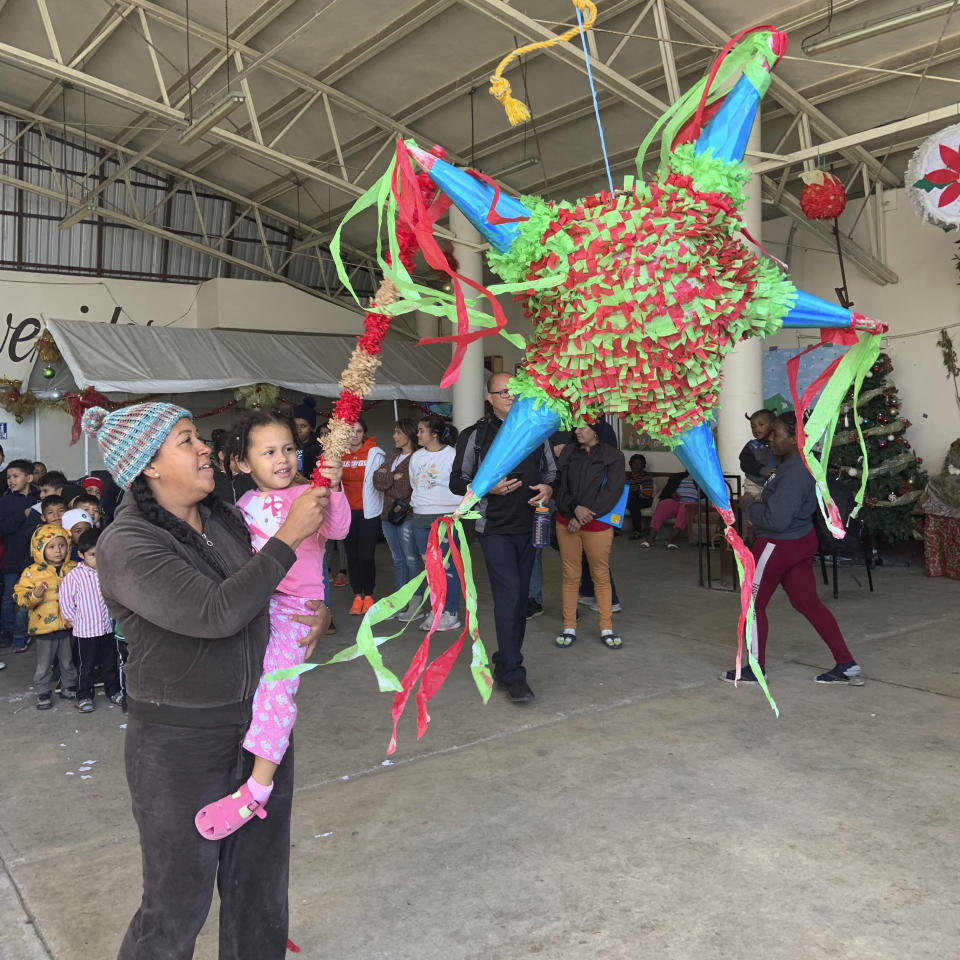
[828, 353, 927, 542]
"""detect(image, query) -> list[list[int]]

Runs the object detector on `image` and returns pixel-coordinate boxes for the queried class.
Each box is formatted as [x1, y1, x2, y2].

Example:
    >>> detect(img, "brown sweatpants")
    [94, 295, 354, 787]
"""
[556, 521, 614, 632]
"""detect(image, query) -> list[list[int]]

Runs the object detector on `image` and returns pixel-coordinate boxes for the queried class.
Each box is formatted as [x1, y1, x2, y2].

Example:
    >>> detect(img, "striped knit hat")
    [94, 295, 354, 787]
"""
[82, 402, 193, 490]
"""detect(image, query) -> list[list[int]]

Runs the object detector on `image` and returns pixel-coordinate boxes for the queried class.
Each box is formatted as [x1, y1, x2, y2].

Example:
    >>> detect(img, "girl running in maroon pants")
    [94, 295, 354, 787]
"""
[721, 412, 864, 686]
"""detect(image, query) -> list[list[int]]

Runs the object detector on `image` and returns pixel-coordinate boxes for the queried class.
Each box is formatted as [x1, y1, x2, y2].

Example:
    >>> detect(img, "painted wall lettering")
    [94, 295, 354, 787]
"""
[2, 314, 41, 362]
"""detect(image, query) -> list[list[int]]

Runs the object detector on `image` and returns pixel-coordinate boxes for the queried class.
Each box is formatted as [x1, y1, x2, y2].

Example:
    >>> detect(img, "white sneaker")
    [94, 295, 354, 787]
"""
[421, 611, 461, 632]
[587, 601, 622, 613]
[396, 601, 424, 622]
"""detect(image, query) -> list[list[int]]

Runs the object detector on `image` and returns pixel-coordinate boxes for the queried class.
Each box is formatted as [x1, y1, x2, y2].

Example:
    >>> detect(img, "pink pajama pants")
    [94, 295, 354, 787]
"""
[651, 498, 688, 533]
[243, 594, 310, 765]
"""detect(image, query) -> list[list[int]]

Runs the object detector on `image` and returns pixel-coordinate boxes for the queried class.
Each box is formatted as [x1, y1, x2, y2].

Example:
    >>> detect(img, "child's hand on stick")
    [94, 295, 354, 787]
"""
[318, 459, 343, 489]
[276, 487, 331, 550]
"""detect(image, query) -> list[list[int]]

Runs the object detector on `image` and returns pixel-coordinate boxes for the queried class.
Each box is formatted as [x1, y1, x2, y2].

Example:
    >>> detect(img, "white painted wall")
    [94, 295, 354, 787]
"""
[195, 278, 364, 334]
[762, 187, 960, 471]
[0, 270, 364, 477]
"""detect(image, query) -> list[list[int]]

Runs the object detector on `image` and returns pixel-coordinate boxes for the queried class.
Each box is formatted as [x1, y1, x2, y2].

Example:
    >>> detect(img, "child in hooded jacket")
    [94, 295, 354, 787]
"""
[14, 524, 78, 709]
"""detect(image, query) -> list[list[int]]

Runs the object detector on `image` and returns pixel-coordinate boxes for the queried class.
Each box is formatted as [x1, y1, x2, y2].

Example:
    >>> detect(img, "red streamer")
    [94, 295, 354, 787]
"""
[387, 518, 450, 754]
[465, 168, 531, 225]
[683, 25, 782, 148]
[391, 140, 511, 388]
[386, 517, 475, 754]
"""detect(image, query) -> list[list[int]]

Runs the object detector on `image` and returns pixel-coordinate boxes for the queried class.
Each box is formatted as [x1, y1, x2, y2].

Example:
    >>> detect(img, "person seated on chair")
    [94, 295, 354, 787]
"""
[626, 454, 657, 540]
[640, 472, 698, 549]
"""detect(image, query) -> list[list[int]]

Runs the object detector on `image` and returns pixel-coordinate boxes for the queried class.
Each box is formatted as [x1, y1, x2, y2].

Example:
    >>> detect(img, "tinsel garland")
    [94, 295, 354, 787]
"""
[35, 329, 64, 365]
[0, 378, 59, 423]
[234, 383, 279, 409]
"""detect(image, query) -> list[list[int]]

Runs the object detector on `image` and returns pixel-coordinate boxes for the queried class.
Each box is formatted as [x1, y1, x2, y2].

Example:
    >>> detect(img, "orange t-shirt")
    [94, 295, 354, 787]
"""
[341, 436, 377, 510]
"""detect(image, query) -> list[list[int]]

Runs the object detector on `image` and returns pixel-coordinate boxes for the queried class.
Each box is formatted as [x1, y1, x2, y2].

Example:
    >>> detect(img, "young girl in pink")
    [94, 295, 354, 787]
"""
[195, 409, 349, 839]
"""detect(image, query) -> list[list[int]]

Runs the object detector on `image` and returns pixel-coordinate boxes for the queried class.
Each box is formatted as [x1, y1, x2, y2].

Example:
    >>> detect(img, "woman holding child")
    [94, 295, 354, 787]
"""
[87, 402, 338, 960]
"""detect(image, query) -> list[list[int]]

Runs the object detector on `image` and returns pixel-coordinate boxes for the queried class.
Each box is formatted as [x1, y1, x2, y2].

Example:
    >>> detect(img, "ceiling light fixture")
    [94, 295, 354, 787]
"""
[803, 0, 957, 56]
[492, 155, 541, 178]
[59, 203, 96, 230]
[178, 90, 246, 146]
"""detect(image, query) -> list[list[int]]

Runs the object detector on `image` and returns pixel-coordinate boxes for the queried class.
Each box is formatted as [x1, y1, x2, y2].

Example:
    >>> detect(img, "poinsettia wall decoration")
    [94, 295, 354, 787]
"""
[908, 123, 960, 228]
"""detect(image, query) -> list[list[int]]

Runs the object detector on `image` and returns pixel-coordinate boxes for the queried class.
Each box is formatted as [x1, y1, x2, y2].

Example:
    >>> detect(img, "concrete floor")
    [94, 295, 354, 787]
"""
[1, 535, 957, 960]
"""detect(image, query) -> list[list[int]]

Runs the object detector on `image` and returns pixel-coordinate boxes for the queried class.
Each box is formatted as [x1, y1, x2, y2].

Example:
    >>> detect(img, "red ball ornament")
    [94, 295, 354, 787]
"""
[799, 170, 847, 220]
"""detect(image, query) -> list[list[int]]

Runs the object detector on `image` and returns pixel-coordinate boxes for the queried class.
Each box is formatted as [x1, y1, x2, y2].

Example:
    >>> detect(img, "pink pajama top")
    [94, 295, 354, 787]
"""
[236, 485, 351, 600]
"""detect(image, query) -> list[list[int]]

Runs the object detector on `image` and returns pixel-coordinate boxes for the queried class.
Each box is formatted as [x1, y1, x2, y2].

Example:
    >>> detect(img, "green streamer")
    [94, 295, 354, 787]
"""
[450, 515, 493, 702]
[802, 332, 882, 522]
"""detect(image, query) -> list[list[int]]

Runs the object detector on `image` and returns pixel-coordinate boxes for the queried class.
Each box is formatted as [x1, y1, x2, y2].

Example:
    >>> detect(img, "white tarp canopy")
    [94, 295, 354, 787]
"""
[33, 317, 453, 400]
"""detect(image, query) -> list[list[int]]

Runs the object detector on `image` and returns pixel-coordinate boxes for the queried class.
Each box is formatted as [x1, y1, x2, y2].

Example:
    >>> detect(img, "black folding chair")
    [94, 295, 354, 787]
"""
[813, 478, 874, 599]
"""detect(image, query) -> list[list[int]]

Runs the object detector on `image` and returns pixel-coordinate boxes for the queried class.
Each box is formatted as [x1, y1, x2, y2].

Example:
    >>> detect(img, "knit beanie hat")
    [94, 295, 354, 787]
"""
[292, 396, 317, 428]
[82, 402, 194, 490]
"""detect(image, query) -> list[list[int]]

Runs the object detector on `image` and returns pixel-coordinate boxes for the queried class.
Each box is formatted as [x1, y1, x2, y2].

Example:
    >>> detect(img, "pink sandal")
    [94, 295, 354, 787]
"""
[195, 783, 267, 840]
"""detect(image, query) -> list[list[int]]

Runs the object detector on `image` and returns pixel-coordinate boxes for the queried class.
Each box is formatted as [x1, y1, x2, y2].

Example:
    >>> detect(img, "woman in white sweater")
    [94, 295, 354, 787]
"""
[408, 415, 462, 631]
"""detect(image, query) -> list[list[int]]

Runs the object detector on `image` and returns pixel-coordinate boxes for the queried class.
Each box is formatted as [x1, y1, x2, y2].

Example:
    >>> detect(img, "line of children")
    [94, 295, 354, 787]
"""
[0, 461, 119, 708]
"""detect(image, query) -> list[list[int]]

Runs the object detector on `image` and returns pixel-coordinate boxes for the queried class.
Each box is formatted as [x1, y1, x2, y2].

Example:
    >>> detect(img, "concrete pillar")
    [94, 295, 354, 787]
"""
[448, 206, 486, 431]
[414, 310, 436, 342]
[717, 119, 764, 479]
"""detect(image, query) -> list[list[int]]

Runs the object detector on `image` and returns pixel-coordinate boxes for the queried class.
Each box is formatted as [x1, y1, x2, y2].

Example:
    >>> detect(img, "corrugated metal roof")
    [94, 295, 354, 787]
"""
[0, 112, 374, 297]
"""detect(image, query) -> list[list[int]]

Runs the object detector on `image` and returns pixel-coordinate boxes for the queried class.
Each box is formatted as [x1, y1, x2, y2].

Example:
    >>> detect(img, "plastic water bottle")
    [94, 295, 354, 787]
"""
[532, 501, 551, 549]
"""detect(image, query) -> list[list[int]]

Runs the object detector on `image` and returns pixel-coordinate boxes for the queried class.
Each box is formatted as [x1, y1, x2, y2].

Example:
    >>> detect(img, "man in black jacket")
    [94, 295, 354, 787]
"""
[450, 373, 556, 702]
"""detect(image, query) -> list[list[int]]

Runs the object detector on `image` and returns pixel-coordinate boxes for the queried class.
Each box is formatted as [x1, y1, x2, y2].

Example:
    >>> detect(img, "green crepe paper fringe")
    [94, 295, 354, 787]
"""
[486, 194, 568, 285]
[739, 257, 796, 339]
[667, 142, 750, 209]
[506, 372, 576, 429]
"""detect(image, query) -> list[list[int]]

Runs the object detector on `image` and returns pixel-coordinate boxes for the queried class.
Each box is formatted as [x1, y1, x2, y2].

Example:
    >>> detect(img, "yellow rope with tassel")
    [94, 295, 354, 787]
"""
[489, 0, 597, 126]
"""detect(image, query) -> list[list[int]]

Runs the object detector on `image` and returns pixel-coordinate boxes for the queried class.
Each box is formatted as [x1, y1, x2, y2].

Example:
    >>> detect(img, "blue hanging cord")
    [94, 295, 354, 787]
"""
[576, 5, 614, 193]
